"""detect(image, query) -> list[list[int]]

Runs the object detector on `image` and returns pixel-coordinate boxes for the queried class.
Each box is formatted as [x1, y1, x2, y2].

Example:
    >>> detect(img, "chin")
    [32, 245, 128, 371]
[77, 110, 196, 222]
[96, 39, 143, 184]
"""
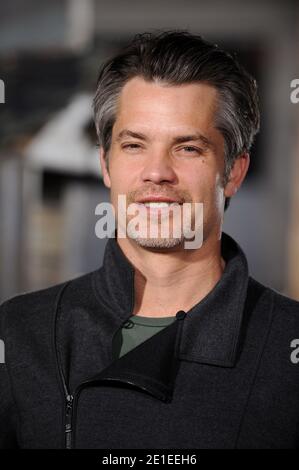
[128, 234, 184, 250]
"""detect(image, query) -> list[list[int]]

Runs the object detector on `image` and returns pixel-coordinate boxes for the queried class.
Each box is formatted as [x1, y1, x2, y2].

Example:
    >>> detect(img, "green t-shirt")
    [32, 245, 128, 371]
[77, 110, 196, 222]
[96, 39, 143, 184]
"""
[112, 315, 176, 360]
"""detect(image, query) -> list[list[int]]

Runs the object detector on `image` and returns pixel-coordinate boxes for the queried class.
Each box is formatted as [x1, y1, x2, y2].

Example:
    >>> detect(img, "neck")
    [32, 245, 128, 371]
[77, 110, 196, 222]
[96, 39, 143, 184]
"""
[117, 232, 226, 318]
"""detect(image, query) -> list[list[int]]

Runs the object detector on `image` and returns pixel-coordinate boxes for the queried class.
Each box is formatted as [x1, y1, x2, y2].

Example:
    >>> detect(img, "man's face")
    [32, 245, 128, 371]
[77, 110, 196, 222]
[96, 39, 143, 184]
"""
[100, 76, 230, 249]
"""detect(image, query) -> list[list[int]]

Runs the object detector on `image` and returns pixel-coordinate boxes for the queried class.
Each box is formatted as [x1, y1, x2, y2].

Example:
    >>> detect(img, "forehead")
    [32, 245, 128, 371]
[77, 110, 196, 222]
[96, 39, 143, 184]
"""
[114, 76, 218, 134]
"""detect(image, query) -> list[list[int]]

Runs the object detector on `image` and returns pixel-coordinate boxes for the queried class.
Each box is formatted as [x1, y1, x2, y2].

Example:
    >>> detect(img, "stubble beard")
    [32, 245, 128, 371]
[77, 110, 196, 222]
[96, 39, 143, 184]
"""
[126, 210, 190, 250]
[117, 187, 197, 250]
[128, 230, 184, 249]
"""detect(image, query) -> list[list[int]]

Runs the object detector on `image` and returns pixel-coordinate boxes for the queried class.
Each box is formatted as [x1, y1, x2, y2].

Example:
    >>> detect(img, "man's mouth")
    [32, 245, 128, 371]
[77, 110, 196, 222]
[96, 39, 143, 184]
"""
[141, 202, 181, 208]
[133, 199, 183, 218]
[135, 196, 184, 207]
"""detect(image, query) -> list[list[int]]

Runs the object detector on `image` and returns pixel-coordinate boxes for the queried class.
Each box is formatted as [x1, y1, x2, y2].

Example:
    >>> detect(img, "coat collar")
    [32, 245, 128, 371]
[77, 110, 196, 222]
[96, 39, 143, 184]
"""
[69, 231, 266, 403]
[95, 231, 249, 368]
[179, 232, 249, 367]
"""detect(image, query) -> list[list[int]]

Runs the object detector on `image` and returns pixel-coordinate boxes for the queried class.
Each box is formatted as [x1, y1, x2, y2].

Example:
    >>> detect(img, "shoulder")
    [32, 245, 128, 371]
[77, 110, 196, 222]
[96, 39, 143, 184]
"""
[269, 285, 299, 328]
[248, 276, 299, 332]
[0, 270, 98, 334]
[265, 283, 299, 317]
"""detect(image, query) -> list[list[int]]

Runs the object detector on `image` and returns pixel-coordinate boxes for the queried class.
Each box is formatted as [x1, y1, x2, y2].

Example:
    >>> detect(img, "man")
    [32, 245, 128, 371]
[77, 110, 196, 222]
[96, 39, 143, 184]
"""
[1, 30, 299, 449]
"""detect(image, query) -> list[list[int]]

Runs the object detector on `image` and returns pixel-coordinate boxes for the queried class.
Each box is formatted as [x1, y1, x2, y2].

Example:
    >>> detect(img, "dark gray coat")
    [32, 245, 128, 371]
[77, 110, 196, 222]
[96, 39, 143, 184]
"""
[1, 232, 299, 449]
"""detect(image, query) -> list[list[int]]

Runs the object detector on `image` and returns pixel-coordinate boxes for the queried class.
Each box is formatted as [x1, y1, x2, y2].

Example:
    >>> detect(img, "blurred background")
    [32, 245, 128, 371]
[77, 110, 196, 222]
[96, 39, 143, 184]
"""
[0, 0, 299, 303]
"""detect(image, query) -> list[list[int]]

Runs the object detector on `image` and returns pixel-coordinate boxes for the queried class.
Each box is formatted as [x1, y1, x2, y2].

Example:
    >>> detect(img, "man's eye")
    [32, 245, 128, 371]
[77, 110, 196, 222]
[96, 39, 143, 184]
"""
[122, 143, 142, 150]
[179, 146, 202, 154]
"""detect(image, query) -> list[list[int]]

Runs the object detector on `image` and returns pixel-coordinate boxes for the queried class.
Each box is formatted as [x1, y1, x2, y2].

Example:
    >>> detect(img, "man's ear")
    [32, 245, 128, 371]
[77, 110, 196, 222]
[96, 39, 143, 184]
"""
[99, 147, 111, 189]
[224, 152, 250, 198]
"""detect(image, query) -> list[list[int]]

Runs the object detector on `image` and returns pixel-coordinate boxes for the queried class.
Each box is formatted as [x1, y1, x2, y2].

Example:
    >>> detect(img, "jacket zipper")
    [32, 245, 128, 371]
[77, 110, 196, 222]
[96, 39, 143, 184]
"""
[65, 394, 74, 449]
[53, 282, 76, 449]
[58, 317, 133, 449]
[69, 375, 171, 447]
[54, 282, 185, 449]
[69, 313, 186, 447]
[54, 298, 133, 448]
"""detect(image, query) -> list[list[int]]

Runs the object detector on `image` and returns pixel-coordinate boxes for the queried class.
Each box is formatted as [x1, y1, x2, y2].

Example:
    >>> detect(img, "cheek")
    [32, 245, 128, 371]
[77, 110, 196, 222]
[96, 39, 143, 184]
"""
[109, 157, 143, 198]
[214, 184, 225, 213]
[187, 169, 215, 199]
[207, 173, 225, 213]
[108, 166, 135, 208]
[109, 161, 127, 189]
[194, 172, 224, 210]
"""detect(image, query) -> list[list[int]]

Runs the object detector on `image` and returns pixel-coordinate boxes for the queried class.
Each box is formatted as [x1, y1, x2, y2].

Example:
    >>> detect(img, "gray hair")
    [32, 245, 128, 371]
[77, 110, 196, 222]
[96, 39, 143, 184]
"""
[93, 31, 260, 210]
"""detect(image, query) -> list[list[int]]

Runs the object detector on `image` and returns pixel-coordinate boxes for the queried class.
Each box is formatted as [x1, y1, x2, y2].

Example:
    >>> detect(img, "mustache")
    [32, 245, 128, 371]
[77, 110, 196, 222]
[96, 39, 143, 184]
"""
[127, 186, 192, 204]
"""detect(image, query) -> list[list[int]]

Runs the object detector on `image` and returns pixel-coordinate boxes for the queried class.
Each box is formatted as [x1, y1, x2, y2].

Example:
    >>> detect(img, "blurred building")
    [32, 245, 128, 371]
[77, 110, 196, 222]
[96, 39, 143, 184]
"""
[0, 0, 299, 302]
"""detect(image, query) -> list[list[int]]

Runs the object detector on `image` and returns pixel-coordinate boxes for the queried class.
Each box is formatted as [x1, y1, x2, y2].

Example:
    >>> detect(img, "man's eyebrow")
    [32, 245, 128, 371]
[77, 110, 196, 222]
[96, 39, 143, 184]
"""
[116, 129, 213, 148]
[116, 130, 149, 142]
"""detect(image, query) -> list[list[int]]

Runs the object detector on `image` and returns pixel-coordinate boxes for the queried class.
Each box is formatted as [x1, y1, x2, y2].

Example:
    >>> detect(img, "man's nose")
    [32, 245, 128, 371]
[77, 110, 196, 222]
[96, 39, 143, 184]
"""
[140, 148, 178, 184]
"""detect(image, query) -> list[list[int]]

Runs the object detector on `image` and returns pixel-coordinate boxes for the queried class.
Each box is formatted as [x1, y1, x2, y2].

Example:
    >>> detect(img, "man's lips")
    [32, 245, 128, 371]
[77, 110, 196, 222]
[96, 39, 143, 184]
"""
[135, 196, 183, 204]
[132, 197, 183, 216]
